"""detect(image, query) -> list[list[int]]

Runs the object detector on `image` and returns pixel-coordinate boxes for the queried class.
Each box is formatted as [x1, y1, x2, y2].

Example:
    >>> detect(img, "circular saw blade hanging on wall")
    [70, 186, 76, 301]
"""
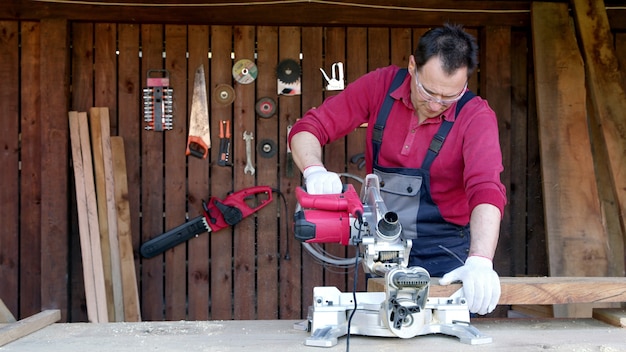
[276, 59, 302, 96]
[213, 84, 236, 105]
[232, 59, 258, 85]
[255, 97, 277, 118]
[276, 59, 301, 84]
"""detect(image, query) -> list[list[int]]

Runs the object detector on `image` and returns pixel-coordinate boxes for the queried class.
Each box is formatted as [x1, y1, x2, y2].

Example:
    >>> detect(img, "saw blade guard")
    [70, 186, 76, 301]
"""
[381, 266, 431, 338]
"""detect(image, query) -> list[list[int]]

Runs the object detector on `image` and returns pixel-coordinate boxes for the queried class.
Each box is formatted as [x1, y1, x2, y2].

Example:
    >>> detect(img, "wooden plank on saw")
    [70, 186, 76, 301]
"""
[571, 0, 626, 271]
[88, 107, 115, 321]
[368, 276, 626, 305]
[531, 3, 609, 277]
[69, 111, 108, 323]
[0, 310, 60, 347]
[110, 137, 141, 322]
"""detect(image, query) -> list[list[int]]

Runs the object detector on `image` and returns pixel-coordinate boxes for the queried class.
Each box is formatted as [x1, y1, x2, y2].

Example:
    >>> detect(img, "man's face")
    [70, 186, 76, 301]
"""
[408, 55, 468, 121]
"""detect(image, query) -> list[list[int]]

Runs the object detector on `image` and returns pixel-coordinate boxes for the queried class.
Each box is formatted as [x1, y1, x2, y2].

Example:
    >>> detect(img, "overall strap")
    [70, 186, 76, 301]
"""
[372, 68, 408, 162]
[421, 91, 476, 170]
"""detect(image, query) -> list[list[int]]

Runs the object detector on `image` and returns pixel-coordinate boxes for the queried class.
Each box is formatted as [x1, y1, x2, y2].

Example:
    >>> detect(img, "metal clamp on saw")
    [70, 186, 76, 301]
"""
[293, 174, 491, 347]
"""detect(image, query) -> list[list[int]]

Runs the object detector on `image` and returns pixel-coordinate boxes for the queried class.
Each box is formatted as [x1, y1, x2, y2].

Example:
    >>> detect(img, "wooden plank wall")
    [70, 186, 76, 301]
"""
[2, 19, 620, 321]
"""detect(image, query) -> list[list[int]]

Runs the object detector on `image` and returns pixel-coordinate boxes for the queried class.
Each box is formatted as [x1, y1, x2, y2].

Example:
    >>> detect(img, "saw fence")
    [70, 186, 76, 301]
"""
[0, 5, 625, 323]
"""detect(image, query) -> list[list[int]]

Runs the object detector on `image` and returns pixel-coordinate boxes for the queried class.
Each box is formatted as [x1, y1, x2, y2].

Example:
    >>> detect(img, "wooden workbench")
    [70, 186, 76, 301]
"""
[1, 319, 625, 351]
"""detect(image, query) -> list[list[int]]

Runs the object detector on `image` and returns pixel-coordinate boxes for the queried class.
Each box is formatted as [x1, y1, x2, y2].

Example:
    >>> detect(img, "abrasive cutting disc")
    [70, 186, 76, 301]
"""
[258, 139, 277, 158]
[232, 59, 258, 84]
[213, 84, 235, 105]
[255, 97, 277, 118]
[276, 59, 301, 84]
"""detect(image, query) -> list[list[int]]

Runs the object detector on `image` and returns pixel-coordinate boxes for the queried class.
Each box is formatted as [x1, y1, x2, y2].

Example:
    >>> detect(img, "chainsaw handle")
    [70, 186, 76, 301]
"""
[220, 185, 274, 218]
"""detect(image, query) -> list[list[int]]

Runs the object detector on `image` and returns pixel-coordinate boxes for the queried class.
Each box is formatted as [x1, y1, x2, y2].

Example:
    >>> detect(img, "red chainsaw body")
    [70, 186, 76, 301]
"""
[203, 185, 273, 232]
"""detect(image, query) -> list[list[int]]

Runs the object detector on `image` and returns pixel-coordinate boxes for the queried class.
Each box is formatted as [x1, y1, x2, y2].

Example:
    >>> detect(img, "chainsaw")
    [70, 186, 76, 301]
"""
[293, 174, 491, 347]
[140, 185, 273, 258]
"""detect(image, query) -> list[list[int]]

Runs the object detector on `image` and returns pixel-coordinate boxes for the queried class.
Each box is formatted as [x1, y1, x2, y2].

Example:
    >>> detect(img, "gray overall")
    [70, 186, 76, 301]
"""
[372, 68, 476, 277]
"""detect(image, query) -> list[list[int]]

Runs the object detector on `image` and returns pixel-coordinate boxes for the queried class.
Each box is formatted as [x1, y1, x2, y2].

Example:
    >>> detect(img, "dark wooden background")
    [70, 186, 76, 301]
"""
[0, 1, 624, 322]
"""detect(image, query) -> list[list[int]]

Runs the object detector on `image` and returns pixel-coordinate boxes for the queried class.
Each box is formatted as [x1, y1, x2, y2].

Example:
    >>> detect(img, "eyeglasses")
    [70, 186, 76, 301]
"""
[414, 71, 467, 106]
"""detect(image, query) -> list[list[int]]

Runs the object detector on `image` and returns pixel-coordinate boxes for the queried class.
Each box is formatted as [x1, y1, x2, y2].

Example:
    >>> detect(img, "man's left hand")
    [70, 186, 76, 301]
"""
[439, 256, 501, 315]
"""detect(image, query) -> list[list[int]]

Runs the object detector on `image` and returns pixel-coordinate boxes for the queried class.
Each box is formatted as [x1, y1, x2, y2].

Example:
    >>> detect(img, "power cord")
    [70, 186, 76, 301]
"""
[345, 244, 360, 352]
[272, 188, 290, 260]
[345, 215, 364, 352]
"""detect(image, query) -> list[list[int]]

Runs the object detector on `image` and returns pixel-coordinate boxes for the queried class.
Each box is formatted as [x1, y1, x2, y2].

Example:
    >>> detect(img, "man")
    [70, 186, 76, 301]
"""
[288, 24, 507, 315]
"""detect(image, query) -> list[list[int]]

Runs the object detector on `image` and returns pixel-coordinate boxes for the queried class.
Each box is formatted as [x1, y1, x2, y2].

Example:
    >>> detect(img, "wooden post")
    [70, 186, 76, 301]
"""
[570, 0, 626, 275]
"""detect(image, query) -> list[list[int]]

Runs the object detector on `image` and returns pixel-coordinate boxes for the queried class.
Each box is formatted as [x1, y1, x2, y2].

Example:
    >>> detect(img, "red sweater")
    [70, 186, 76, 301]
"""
[289, 65, 507, 226]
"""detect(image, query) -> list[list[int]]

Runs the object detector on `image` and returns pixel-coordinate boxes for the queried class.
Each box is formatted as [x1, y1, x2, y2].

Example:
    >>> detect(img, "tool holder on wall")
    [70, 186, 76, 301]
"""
[143, 69, 174, 131]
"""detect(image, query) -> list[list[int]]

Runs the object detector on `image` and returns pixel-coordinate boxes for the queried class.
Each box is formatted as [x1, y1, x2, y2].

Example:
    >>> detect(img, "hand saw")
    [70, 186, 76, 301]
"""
[140, 185, 273, 258]
[186, 64, 211, 159]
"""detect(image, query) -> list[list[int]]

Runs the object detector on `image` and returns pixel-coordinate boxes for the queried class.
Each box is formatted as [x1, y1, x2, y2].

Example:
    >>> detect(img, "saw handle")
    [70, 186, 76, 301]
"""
[186, 135, 209, 159]
[295, 184, 363, 218]
[204, 185, 274, 232]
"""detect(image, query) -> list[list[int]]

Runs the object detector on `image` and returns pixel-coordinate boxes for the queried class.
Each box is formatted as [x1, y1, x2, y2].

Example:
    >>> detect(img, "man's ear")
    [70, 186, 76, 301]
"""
[408, 55, 416, 74]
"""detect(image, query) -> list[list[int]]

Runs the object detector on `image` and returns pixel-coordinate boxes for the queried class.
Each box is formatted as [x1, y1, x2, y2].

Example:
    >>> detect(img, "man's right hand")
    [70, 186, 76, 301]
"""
[303, 165, 342, 194]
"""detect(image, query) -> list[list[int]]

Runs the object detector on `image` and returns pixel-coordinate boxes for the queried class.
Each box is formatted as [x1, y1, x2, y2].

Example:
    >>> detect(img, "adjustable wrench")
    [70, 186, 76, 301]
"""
[243, 131, 255, 175]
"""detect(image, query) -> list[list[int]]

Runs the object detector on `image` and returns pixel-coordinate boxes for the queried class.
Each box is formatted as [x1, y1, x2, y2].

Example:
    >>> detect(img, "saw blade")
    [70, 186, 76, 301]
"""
[258, 139, 277, 158]
[213, 84, 235, 105]
[255, 97, 277, 118]
[232, 59, 258, 84]
[276, 59, 301, 84]
[187, 64, 211, 158]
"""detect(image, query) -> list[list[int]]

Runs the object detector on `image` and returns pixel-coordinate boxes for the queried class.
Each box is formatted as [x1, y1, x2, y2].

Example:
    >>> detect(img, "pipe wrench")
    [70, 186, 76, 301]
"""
[320, 62, 345, 91]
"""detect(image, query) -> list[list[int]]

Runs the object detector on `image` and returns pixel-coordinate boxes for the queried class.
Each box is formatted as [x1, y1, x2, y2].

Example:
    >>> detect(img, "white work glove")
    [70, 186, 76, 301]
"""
[439, 256, 501, 315]
[303, 165, 342, 194]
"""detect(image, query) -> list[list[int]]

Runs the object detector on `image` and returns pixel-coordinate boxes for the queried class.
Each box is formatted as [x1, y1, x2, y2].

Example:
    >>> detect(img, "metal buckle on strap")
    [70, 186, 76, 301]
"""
[428, 135, 445, 153]
[373, 125, 384, 143]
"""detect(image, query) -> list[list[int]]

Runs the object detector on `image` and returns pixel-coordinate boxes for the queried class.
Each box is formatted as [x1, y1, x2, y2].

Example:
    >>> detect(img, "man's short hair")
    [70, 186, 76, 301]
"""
[414, 23, 479, 77]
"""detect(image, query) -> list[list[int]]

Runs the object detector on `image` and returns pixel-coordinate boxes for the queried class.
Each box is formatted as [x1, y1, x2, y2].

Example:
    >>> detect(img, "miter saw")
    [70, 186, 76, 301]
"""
[293, 174, 491, 347]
